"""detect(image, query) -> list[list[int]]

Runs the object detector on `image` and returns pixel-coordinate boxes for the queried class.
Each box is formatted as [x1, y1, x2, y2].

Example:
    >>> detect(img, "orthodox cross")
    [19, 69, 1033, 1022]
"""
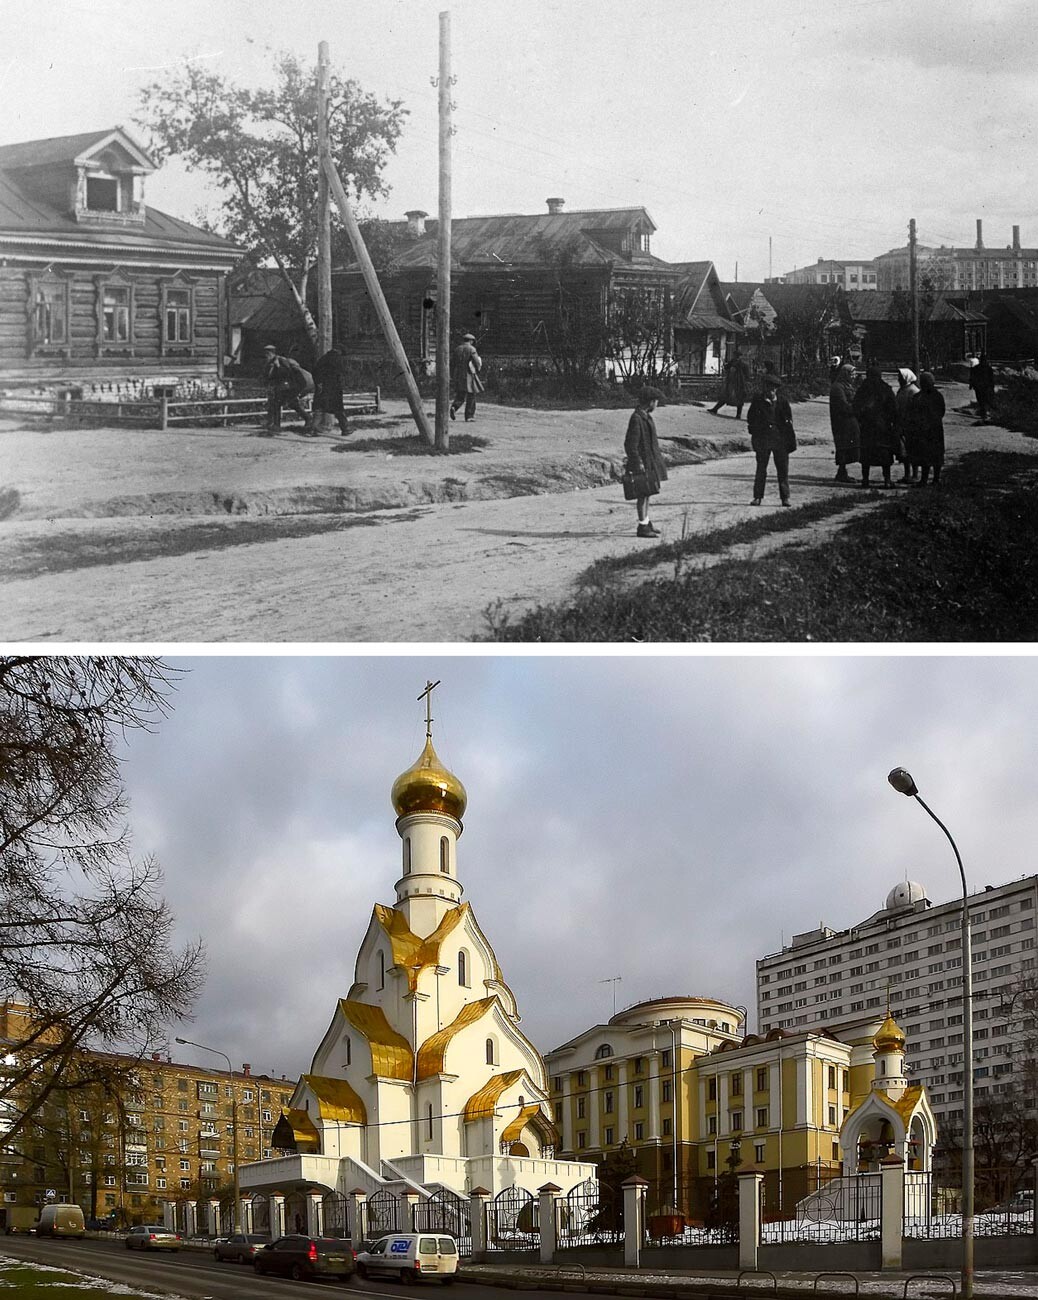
[418, 679, 441, 740]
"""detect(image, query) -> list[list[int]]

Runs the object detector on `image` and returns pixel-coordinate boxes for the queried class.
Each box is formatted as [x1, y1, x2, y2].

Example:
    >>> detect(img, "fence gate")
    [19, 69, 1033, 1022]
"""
[322, 1191, 350, 1239]
[415, 1188, 467, 1239]
[558, 1177, 620, 1248]
[367, 1188, 403, 1237]
[486, 1185, 539, 1252]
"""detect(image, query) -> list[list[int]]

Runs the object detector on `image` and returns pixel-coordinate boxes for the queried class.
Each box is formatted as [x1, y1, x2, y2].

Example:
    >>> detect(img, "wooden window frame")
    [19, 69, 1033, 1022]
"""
[159, 274, 197, 355]
[27, 269, 73, 359]
[95, 271, 136, 356]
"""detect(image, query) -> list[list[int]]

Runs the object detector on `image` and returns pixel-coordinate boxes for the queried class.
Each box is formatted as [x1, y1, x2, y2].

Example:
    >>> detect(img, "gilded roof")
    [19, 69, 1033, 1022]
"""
[276, 1106, 322, 1144]
[463, 1070, 523, 1122]
[501, 1102, 543, 1145]
[374, 903, 468, 991]
[303, 1074, 368, 1125]
[874, 1015, 906, 1052]
[890, 1084, 925, 1124]
[338, 1000, 413, 1080]
[417, 997, 496, 1080]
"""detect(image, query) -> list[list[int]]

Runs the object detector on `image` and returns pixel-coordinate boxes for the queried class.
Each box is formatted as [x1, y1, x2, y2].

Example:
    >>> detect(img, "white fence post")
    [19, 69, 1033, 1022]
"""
[622, 1175, 648, 1268]
[738, 1171, 764, 1271]
[469, 1187, 490, 1262]
[880, 1157, 905, 1271]
[349, 1189, 367, 1253]
[538, 1182, 561, 1265]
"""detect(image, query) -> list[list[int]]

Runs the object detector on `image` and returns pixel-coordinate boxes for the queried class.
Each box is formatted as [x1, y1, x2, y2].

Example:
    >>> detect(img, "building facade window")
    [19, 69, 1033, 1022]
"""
[101, 284, 131, 344]
[440, 836, 450, 873]
[163, 286, 192, 346]
[485, 1038, 495, 1066]
[458, 950, 467, 986]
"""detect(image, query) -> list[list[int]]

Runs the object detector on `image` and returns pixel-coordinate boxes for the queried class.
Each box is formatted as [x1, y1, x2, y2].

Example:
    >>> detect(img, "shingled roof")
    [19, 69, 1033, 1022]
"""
[842, 290, 986, 324]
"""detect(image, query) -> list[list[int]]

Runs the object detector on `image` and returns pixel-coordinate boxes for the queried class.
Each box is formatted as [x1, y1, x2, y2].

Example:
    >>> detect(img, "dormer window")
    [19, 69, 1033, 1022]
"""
[87, 175, 120, 212]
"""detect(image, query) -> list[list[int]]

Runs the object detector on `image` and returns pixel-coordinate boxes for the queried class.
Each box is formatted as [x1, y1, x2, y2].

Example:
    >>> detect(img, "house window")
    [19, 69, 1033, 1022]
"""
[102, 285, 131, 343]
[577, 1132, 586, 1149]
[756, 1068, 768, 1091]
[164, 288, 192, 344]
[755, 1108, 768, 1127]
[708, 1078, 717, 1101]
[594, 1044, 613, 1059]
[32, 278, 69, 347]
[731, 1111, 743, 1131]
[576, 1097, 585, 1119]
[604, 1091, 613, 1113]
[706, 1151, 715, 1170]
[662, 1080, 672, 1102]
[604, 1126, 614, 1146]
[634, 1122, 644, 1141]
[708, 1114, 717, 1135]
[755, 1142, 766, 1163]
[662, 1117, 672, 1136]
[634, 1086, 643, 1109]
[87, 175, 120, 211]
[828, 1065, 837, 1089]
[731, 1073, 742, 1096]
[440, 836, 450, 873]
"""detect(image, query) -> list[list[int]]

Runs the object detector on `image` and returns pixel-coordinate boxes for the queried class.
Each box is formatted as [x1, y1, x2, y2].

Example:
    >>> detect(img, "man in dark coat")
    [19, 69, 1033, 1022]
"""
[909, 371, 946, 487]
[624, 385, 668, 538]
[852, 364, 899, 488]
[709, 348, 751, 418]
[449, 332, 484, 421]
[312, 347, 351, 436]
[262, 344, 314, 434]
[828, 363, 860, 482]
[969, 352, 996, 421]
[746, 373, 796, 506]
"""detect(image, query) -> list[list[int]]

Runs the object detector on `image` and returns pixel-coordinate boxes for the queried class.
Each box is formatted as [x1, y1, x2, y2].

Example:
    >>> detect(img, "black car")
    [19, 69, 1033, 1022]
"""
[215, 1231, 269, 1263]
[253, 1234, 356, 1282]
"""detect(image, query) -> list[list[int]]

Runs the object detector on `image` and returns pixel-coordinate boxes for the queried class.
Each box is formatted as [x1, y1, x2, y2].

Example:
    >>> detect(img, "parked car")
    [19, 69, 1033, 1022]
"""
[125, 1224, 182, 1251]
[86, 1215, 118, 1231]
[253, 1234, 356, 1282]
[36, 1204, 86, 1239]
[215, 1231, 269, 1263]
[356, 1233, 459, 1284]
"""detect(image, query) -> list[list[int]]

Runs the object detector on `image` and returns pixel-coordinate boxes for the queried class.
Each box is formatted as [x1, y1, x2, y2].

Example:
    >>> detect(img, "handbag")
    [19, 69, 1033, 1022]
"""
[622, 466, 651, 500]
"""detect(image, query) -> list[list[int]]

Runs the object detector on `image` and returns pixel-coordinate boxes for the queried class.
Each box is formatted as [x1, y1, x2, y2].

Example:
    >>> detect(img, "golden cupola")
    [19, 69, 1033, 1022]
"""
[874, 1014, 906, 1053]
[391, 735, 467, 824]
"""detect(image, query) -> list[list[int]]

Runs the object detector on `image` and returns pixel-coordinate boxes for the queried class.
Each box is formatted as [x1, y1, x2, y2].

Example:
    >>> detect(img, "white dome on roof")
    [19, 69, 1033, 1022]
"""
[886, 880, 928, 911]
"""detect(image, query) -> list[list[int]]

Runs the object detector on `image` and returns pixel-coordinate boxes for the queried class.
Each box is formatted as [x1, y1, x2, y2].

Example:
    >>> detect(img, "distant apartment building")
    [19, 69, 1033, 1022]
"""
[0, 1002, 294, 1234]
[771, 258, 878, 290]
[755, 874, 1038, 1137]
[875, 220, 1038, 292]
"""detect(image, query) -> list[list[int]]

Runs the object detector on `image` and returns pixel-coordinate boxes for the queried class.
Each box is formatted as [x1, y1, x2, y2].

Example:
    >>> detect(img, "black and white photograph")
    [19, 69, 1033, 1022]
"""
[1, 0, 1036, 641]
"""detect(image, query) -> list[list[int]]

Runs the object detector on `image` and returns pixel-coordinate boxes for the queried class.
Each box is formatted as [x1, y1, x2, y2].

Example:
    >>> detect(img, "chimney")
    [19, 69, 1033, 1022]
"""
[242, 1063, 251, 1076]
[404, 210, 428, 237]
[1013, 225, 1021, 251]
[975, 219, 984, 250]
[546, 197, 565, 215]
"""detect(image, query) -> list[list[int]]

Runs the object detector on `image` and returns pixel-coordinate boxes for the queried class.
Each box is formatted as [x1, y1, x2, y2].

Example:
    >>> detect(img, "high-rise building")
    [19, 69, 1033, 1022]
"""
[755, 874, 1038, 1136]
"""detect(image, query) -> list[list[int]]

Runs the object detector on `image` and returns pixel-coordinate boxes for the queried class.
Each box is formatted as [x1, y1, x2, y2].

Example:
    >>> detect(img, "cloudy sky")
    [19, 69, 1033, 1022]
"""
[2, 0, 1035, 280]
[112, 654, 1037, 1084]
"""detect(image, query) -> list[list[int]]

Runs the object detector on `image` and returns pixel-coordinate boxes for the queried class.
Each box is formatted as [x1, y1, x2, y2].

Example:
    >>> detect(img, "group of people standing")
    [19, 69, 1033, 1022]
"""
[829, 360, 946, 488]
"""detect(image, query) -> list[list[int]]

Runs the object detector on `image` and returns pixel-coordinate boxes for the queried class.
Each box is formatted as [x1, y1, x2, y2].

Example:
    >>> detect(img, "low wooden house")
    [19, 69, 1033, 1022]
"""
[333, 199, 679, 378]
[840, 291, 987, 370]
[953, 289, 1038, 362]
[0, 127, 240, 386]
[670, 262, 744, 376]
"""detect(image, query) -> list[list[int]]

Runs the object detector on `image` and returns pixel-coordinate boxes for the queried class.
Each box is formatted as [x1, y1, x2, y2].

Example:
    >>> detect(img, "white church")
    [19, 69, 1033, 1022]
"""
[238, 692, 595, 1236]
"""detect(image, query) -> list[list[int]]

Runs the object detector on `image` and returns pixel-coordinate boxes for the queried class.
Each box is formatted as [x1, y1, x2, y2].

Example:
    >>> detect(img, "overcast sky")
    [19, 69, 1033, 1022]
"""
[112, 654, 1037, 1084]
[3, 0, 1035, 281]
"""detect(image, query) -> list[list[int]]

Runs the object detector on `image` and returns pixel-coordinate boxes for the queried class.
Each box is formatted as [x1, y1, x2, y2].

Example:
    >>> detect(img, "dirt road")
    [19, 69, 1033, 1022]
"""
[0, 387, 1018, 643]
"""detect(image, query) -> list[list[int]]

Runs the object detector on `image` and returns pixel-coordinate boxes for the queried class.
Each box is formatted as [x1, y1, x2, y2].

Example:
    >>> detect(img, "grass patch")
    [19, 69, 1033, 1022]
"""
[484, 451, 1038, 642]
[0, 1255, 170, 1298]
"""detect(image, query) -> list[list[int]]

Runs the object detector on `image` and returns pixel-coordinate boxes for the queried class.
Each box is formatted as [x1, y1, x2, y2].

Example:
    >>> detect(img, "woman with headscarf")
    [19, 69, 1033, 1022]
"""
[852, 364, 899, 488]
[895, 368, 920, 482]
[909, 371, 946, 487]
[828, 362, 860, 483]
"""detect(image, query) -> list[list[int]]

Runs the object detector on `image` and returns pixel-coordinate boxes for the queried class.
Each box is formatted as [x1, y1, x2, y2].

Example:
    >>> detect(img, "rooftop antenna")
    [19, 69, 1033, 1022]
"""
[599, 976, 622, 1016]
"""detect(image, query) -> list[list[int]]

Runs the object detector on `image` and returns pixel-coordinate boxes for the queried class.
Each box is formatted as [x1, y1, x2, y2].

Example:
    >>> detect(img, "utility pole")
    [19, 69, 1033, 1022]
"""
[435, 11, 453, 453]
[909, 218, 920, 377]
[316, 42, 333, 434]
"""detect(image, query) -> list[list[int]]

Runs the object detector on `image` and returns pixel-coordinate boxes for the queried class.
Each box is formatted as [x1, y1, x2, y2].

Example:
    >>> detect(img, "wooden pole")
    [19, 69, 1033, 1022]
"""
[316, 42, 333, 432]
[322, 155, 434, 445]
[435, 10, 453, 452]
[909, 217, 920, 376]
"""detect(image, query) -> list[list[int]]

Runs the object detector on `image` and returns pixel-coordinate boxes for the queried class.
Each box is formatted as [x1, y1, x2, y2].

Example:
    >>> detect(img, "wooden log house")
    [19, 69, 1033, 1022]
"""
[0, 127, 240, 387]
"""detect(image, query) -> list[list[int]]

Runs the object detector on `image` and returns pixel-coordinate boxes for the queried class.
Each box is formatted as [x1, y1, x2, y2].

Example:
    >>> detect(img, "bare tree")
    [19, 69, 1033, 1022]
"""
[0, 657, 205, 1149]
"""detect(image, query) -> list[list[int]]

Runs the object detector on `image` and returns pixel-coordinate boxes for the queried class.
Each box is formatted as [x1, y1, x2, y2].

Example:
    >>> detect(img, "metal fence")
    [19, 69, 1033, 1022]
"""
[556, 1177, 621, 1249]
[322, 1191, 350, 1239]
[906, 1169, 1036, 1239]
[415, 1188, 471, 1254]
[366, 1188, 403, 1237]
[485, 1185, 539, 1253]
[761, 1173, 881, 1245]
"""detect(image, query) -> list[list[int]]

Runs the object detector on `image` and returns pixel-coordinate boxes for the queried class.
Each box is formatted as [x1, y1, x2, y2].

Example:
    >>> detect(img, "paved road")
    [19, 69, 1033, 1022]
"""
[1, 392, 1022, 643]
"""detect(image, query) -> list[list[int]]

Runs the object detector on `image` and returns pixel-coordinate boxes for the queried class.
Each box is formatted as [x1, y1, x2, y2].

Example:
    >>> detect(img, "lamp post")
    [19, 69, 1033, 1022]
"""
[175, 1036, 241, 1236]
[887, 767, 973, 1300]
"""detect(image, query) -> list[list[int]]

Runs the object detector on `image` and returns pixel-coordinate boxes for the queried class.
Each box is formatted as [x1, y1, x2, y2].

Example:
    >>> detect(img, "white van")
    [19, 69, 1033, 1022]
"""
[36, 1204, 86, 1238]
[356, 1233, 459, 1283]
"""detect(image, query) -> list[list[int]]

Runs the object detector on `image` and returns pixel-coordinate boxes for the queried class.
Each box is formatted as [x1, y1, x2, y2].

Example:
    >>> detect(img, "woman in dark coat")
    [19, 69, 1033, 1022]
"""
[828, 363, 860, 482]
[908, 371, 946, 487]
[969, 352, 996, 421]
[746, 373, 796, 506]
[624, 386, 668, 538]
[895, 368, 920, 482]
[852, 364, 899, 488]
[709, 349, 751, 418]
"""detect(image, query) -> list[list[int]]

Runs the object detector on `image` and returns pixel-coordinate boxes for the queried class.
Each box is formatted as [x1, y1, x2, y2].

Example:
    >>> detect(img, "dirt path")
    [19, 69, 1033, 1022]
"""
[0, 389, 1020, 643]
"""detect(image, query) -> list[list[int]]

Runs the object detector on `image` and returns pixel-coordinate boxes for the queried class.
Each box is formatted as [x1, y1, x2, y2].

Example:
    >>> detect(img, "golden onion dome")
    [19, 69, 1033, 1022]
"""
[874, 1014, 906, 1053]
[391, 736, 467, 822]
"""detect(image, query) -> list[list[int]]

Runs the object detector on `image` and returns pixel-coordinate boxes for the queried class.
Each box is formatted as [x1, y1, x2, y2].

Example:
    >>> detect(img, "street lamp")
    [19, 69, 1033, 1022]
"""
[887, 767, 973, 1300]
[175, 1037, 241, 1236]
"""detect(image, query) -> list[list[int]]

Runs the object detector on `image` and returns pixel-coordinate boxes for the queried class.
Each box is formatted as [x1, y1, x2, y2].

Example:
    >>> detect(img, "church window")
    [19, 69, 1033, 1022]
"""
[458, 950, 468, 986]
[485, 1038, 496, 1066]
[518, 1095, 524, 1107]
[426, 1104, 434, 1139]
[440, 836, 450, 873]
[343, 1036, 351, 1067]
[594, 1044, 613, 1059]
[403, 838, 412, 873]
[378, 950, 386, 989]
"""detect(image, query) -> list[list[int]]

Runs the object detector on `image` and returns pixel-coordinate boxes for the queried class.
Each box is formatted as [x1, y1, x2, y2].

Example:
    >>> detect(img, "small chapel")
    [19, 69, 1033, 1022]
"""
[238, 687, 595, 1237]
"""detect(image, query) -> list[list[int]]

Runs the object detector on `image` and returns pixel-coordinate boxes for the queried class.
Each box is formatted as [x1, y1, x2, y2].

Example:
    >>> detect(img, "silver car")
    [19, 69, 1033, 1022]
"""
[214, 1232, 269, 1263]
[125, 1223, 181, 1251]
